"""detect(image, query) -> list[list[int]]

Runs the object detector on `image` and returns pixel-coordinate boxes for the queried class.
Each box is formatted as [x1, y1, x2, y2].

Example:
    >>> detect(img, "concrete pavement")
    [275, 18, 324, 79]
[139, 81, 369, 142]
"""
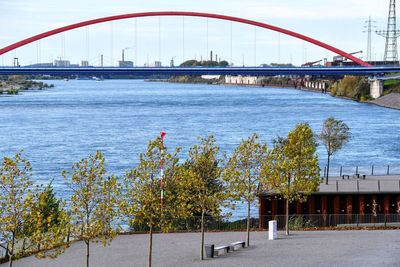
[2, 230, 399, 267]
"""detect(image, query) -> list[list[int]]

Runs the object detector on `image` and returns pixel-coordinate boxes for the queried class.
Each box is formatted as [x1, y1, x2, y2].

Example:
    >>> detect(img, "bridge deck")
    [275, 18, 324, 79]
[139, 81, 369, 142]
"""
[0, 66, 399, 76]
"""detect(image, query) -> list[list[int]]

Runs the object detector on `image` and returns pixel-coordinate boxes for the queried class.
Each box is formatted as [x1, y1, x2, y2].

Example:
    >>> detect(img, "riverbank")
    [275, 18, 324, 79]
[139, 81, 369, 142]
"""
[370, 93, 400, 110]
[0, 78, 53, 95]
[167, 76, 400, 110]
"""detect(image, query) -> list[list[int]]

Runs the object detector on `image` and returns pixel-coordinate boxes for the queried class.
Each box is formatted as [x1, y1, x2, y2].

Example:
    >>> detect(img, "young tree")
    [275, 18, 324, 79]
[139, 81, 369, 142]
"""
[262, 123, 320, 235]
[319, 117, 351, 184]
[122, 136, 184, 267]
[0, 152, 32, 267]
[223, 133, 267, 247]
[25, 182, 70, 258]
[63, 151, 120, 267]
[181, 136, 225, 260]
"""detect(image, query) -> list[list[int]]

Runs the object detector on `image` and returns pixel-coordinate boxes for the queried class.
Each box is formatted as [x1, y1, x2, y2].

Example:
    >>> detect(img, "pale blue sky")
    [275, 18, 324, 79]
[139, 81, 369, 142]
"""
[0, 0, 391, 66]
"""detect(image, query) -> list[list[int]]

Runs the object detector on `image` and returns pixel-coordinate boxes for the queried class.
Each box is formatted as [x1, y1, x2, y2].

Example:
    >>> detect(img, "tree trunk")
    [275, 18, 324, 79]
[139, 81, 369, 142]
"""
[22, 238, 26, 254]
[148, 225, 153, 267]
[8, 232, 15, 267]
[246, 200, 251, 247]
[326, 154, 331, 185]
[325, 153, 331, 184]
[8, 253, 12, 267]
[285, 198, 290, 236]
[86, 240, 90, 267]
[200, 210, 205, 260]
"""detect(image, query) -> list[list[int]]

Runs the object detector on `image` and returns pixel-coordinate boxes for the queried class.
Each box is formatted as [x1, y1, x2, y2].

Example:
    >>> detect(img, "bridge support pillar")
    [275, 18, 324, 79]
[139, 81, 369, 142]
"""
[370, 79, 383, 99]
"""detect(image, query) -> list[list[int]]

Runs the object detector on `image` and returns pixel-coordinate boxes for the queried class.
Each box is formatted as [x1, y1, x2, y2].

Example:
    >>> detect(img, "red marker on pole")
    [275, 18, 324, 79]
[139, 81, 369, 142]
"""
[160, 132, 166, 209]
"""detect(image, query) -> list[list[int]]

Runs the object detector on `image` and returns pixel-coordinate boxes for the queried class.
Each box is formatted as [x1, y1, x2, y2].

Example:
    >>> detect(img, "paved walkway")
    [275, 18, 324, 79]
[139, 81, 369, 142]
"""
[2, 230, 399, 267]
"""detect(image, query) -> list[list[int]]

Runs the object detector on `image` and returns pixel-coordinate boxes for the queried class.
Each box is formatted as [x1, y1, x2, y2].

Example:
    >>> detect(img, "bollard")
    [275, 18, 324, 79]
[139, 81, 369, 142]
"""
[268, 220, 278, 240]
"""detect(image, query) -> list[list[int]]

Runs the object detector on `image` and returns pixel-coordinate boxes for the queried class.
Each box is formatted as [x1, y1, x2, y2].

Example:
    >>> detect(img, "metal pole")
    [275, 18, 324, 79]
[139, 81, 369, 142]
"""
[371, 165, 374, 176]
[356, 166, 359, 175]
[160, 131, 166, 210]
[339, 166, 343, 177]
[387, 165, 390, 175]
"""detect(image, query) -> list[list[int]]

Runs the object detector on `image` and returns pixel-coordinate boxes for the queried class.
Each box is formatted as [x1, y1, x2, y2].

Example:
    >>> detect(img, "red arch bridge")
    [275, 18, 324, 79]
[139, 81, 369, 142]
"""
[0, 11, 399, 77]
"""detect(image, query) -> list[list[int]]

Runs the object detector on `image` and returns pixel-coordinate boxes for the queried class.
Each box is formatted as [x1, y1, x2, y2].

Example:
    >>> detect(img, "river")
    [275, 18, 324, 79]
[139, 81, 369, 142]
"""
[1, 80, 399, 216]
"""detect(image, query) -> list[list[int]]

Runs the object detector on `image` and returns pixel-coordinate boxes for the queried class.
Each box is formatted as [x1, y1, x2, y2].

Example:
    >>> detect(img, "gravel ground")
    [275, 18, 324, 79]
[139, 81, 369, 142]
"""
[372, 93, 400, 110]
[2, 230, 400, 267]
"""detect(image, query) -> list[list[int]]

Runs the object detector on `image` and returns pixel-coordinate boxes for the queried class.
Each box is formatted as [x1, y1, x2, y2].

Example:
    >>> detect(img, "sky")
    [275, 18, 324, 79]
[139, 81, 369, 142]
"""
[0, 0, 392, 66]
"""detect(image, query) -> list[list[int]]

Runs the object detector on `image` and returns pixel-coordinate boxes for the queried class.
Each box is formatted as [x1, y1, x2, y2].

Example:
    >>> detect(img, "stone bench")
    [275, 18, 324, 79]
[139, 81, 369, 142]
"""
[205, 241, 246, 258]
[229, 241, 246, 251]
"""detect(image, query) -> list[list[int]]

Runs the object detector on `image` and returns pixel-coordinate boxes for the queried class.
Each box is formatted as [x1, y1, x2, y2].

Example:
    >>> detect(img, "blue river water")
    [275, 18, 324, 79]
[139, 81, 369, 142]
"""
[1, 80, 399, 216]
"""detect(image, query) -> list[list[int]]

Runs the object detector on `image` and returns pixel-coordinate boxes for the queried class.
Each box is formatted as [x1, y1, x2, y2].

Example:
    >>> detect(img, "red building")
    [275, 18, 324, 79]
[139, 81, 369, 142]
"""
[259, 175, 400, 228]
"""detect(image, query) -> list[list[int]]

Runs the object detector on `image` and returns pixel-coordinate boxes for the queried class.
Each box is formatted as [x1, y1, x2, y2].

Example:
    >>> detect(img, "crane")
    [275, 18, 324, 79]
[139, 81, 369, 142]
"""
[301, 59, 323, 67]
[333, 51, 363, 62]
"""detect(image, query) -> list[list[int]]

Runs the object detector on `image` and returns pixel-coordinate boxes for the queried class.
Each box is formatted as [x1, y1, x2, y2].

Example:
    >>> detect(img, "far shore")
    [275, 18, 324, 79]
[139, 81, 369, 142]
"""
[166, 78, 400, 110]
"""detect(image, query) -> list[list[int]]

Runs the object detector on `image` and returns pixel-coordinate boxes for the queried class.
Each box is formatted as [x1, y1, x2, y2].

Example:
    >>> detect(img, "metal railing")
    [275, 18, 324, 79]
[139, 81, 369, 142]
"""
[321, 164, 400, 177]
[259, 214, 400, 229]
[128, 214, 400, 232]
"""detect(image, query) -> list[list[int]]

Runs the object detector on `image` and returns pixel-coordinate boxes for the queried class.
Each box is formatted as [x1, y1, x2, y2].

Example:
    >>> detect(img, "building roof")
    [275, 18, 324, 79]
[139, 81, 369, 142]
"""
[261, 175, 400, 196]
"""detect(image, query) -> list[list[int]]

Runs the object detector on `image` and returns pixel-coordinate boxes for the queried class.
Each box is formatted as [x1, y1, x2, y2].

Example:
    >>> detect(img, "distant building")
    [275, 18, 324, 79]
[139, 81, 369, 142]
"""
[81, 60, 89, 67]
[118, 61, 134, 68]
[144, 61, 162, 67]
[201, 75, 221, 80]
[225, 75, 262, 85]
[54, 60, 70, 67]
[304, 80, 329, 92]
[26, 63, 53, 68]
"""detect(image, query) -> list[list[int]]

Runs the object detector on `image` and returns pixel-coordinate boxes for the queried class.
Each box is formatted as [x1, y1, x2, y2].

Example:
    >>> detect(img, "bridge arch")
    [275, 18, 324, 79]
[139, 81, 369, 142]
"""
[0, 11, 370, 66]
